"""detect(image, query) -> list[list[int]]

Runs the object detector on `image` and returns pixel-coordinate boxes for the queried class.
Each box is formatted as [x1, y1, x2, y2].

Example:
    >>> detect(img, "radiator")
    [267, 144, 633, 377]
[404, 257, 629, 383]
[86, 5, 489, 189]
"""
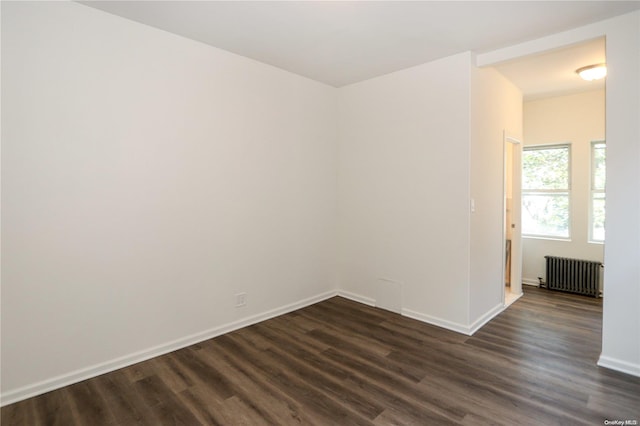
[544, 256, 602, 297]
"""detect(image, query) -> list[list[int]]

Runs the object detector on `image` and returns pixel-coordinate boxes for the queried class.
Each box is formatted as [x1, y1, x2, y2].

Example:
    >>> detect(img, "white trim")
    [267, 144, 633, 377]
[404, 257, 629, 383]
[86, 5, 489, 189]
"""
[505, 136, 522, 145]
[522, 278, 541, 287]
[335, 290, 376, 307]
[402, 309, 471, 335]
[597, 355, 640, 377]
[0, 288, 523, 406]
[340, 291, 506, 336]
[468, 303, 507, 335]
[0, 290, 337, 407]
[522, 235, 572, 242]
[502, 132, 524, 306]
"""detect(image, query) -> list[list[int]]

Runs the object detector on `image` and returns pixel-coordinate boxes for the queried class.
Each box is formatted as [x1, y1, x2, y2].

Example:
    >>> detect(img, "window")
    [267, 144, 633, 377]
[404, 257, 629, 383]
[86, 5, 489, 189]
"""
[590, 141, 606, 242]
[522, 144, 571, 239]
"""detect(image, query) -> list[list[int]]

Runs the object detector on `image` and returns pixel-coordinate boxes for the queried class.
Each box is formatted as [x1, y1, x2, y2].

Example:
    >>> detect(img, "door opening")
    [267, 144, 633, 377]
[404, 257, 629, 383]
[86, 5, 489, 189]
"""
[503, 133, 523, 307]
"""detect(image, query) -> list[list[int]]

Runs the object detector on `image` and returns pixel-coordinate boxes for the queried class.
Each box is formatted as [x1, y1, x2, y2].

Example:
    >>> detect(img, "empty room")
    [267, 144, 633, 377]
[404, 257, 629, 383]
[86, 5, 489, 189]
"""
[1, 1, 639, 425]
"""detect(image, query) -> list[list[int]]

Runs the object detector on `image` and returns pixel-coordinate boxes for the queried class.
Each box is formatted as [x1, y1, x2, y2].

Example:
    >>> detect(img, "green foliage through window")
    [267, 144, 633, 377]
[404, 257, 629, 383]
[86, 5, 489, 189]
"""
[522, 145, 570, 238]
[591, 142, 606, 242]
[523, 147, 569, 190]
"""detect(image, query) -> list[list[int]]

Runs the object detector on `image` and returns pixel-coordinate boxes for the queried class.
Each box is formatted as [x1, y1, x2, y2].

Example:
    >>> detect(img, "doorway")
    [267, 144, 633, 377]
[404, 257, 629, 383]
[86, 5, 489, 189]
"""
[492, 38, 606, 308]
[503, 134, 522, 307]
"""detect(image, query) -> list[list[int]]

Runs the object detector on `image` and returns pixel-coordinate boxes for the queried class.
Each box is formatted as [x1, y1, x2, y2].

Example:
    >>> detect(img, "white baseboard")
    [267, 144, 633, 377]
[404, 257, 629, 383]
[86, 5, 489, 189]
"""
[468, 303, 505, 335]
[339, 290, 505, 336]
[404, 303, 505, 337]
[402, 308, 471, 335]
[522, 278, 540, 287]
[0, 290, 337, 407]
[336, 289, 376, 306]
[597, 355, 640, 377]
[13, 285, 619, 407]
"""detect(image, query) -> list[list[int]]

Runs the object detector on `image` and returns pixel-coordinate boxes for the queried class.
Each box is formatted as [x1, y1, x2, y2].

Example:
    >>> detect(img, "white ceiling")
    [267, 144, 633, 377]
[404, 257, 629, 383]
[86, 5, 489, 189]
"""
[81, 1, 639, 91]
[493, 37, 606, 101]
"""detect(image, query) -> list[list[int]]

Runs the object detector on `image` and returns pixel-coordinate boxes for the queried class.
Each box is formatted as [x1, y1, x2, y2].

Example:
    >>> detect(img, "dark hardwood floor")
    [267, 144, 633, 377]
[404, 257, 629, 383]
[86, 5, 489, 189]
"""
[3, 286, 639, 425]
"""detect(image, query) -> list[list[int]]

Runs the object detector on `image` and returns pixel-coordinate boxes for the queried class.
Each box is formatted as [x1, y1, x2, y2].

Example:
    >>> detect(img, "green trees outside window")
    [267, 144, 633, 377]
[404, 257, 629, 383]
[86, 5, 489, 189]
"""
[591, 142, 606, 242]
[522, 145, 571, 238]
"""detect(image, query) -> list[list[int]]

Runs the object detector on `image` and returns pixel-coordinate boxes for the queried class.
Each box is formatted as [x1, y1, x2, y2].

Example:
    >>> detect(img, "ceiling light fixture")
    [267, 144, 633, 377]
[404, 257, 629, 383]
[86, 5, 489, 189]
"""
[576, 63, 607, 81]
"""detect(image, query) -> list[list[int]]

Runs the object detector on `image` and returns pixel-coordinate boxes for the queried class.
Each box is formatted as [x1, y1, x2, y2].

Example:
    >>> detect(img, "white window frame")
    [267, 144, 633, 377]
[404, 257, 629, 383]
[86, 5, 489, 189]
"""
[522, 143, 572, 240]
[589, 140, 606, 243]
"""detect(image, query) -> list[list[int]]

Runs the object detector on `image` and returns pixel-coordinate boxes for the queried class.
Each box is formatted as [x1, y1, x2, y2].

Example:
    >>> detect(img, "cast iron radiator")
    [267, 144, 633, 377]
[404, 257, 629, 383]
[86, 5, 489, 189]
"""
[544, 256, 602, 297]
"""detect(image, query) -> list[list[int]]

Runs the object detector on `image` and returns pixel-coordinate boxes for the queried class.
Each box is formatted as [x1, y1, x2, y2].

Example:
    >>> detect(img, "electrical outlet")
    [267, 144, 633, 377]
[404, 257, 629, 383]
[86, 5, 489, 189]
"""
[235, 293, 247, 307]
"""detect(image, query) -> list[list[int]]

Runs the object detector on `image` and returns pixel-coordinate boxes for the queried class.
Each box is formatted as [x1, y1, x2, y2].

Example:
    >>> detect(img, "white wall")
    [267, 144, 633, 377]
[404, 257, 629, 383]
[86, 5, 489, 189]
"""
[1, 1, 337, 402]
[522, 90, 605, 287]
[470, 67, 523, 324]
[601, 12, 640, 376]
[336, 53, 524, 335]
[477, 10, 640, 377]
[3, 2, 639, 406]
[337, 52, 472, 330]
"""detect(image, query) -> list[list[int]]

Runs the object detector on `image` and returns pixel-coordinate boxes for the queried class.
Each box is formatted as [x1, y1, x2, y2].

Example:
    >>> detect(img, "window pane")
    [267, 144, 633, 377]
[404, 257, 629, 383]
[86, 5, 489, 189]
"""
[522, 146, 569, 190]
[522, 193, 569, 238]
[593, 143, 606, 190]
[592, 192, 605, 241]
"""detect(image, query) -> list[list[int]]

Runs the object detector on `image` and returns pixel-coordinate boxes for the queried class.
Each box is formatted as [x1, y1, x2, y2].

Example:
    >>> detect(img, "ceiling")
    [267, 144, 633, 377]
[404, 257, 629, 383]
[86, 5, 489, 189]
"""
[493, 37, 606, 101]
[81, 1, 638, 93]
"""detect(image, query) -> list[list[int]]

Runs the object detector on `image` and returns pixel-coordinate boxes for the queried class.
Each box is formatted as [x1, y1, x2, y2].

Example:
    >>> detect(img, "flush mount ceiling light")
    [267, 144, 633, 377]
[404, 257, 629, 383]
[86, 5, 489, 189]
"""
[576, 63, 607, 81]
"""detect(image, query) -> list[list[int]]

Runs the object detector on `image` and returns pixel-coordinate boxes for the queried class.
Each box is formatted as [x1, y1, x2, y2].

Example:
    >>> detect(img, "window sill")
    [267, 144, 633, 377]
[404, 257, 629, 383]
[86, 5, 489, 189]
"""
[523, 235, 572, 242]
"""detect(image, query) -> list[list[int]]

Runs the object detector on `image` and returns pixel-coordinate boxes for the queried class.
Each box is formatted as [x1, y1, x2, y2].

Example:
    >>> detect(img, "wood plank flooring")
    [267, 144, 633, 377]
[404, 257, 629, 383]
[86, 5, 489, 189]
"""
[3, 287, 639, 425]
